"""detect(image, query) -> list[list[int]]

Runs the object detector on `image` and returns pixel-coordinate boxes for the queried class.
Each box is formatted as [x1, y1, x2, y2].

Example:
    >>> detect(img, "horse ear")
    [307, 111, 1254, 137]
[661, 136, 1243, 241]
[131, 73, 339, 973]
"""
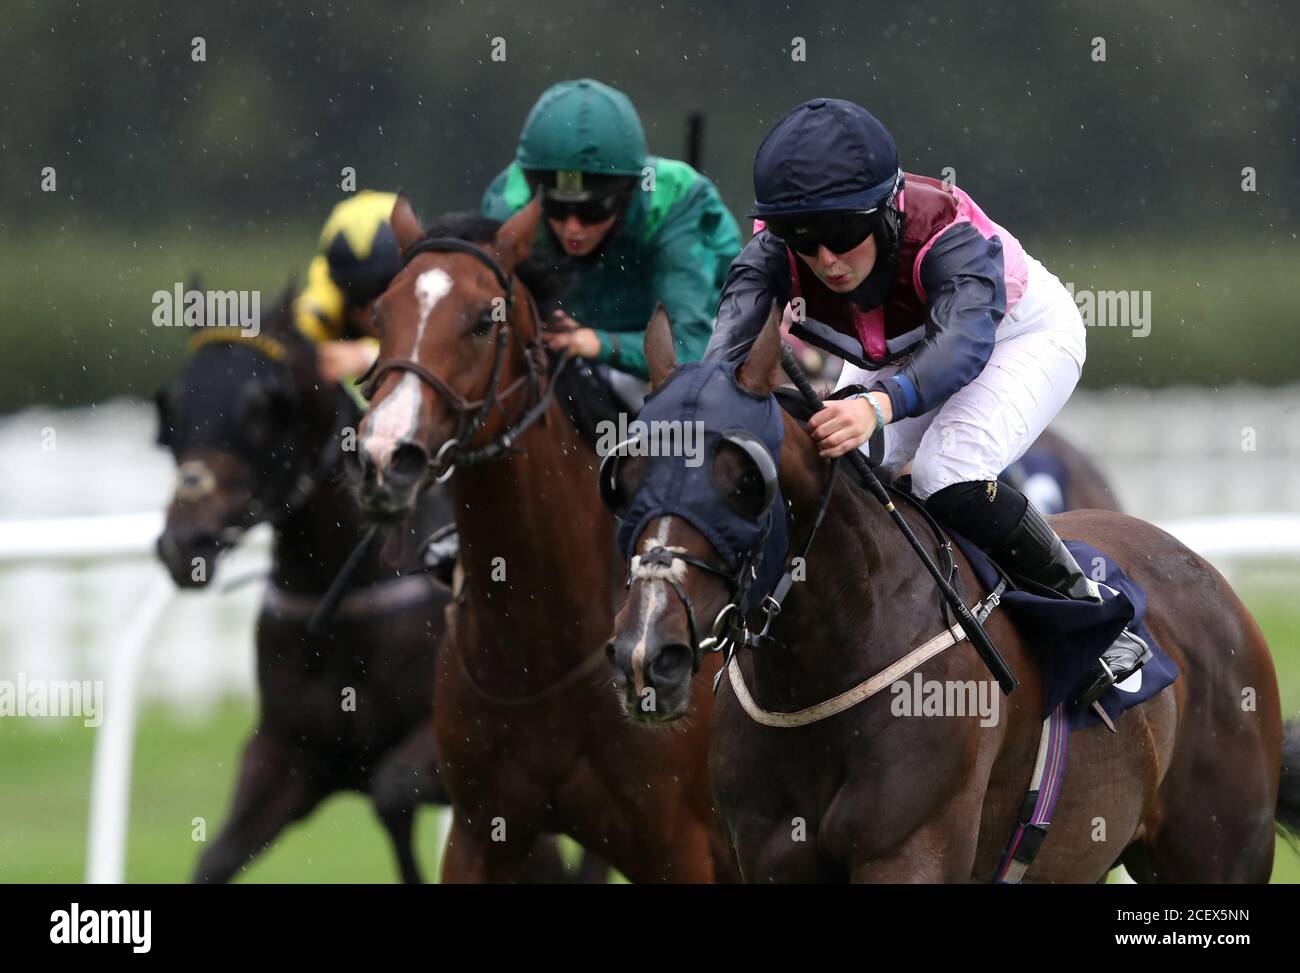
[186, 273, 205, 326]
[278, 277, 297, 319]
[390, 194, 425, 253]
[494, 197, 541, 272]
[644, 303, 677, 390]
[735, 300, 784, 396]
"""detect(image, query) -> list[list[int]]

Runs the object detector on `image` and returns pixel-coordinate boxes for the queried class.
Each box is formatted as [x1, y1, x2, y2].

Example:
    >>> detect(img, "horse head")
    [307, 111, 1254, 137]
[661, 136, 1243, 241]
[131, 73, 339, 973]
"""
[602, 304, 827, 721]
[154, 278, 343, 586]
[356, 196, 544, 520]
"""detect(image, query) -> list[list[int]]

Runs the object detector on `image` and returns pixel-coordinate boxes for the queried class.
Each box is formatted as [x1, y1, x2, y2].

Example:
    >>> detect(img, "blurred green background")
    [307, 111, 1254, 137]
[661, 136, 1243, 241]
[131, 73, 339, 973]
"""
[2, 0, 1296, 414]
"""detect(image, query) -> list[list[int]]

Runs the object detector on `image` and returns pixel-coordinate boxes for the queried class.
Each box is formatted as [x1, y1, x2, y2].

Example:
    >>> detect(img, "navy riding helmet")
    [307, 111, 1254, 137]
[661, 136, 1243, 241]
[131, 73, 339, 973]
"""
[752, 99, 905, 302]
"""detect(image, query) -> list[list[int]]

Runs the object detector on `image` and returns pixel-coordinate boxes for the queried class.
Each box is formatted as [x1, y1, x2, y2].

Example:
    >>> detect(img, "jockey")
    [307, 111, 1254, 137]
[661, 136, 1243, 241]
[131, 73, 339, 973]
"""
[482, 78, 741, 411]
[295, 190, 401, 384]
[705, 98, 1150, 709]
[295, 189, 461, 574]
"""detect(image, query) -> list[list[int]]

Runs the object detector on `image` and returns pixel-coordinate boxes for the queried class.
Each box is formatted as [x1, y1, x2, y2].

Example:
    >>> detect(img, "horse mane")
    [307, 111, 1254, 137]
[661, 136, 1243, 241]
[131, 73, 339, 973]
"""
[423, 210, 575, 316]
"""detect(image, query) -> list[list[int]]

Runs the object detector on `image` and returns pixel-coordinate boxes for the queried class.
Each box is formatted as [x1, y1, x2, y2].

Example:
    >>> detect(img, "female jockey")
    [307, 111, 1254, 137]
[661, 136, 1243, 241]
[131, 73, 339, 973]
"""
[705, 98, 1149, 709]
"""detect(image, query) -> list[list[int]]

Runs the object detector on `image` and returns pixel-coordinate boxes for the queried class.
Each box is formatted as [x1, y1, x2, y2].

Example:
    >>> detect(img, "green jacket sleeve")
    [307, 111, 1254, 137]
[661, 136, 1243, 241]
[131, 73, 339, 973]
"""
[592, 180, 740, 380]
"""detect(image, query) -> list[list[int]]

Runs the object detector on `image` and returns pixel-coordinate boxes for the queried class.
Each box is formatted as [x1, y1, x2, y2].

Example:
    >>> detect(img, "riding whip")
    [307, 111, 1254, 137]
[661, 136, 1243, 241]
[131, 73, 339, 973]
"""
[307, 523, 379, 635]
[778, 342, 1018, 694]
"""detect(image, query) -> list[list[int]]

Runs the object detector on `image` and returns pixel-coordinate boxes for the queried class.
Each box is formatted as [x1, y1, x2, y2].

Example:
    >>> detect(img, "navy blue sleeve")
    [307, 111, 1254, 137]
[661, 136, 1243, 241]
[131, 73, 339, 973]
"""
[872, 223, 1007, 420]
[703, 230, 793, 364]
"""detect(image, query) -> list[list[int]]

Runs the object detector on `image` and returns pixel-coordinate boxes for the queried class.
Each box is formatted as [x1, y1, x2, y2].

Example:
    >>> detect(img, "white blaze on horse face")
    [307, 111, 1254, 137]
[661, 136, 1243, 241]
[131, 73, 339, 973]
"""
[362, 268, 453, 474]
[630, 517, 673, 698]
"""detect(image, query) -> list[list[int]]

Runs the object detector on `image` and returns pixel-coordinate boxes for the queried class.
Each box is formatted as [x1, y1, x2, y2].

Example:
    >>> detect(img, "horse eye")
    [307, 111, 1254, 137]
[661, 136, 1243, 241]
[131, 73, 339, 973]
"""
[715, 445, 767, 521]
[472, 310, 496, 336]
[734, 469, 762, 497]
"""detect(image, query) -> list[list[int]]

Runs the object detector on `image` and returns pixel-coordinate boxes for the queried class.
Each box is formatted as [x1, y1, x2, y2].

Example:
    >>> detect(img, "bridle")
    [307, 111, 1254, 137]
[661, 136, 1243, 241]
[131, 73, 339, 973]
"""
[361, 237, 565, 483]
[626, 458, 836, 682]
[621, 455, 962, 690]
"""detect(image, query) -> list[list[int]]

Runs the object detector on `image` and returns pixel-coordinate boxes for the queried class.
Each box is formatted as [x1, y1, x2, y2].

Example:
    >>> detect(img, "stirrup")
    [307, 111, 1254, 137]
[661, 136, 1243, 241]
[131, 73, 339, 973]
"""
[1074, 630, 1153, 711]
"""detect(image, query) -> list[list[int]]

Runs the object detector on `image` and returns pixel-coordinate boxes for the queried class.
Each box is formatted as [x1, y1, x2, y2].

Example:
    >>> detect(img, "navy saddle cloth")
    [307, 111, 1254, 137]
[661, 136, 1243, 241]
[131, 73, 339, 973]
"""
[949, 533, 1179, 730]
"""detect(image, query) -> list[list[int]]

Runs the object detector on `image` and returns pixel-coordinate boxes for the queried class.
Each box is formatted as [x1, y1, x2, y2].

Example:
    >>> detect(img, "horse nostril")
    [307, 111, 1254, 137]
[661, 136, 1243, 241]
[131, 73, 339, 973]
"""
[387, 442, 430, 486]
[605, 643, 629, 687]
[650, 642, 693, 684]
[188, 531, 221, 553]
[161, 526, 221, 566]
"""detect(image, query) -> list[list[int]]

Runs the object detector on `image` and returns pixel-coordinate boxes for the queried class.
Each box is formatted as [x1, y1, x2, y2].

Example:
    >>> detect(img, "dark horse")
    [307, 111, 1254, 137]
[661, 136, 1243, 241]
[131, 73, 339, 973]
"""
[1003, 427, 1121, 513]
[154, 284, 455, 883]
[606, 307, 1300, 882]
[355, 198, 733, 882]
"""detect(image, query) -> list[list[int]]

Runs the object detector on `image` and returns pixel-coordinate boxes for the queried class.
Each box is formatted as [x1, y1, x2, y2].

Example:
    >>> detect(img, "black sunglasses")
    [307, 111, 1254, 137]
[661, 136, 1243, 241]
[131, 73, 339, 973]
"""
[541, 192, 626, 225]
[764, 210, 879, 256]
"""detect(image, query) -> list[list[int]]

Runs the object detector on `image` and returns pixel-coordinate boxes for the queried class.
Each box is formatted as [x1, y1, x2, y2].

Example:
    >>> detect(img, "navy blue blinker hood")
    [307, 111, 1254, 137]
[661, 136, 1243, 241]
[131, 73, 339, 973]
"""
[614, 361, 789, 611]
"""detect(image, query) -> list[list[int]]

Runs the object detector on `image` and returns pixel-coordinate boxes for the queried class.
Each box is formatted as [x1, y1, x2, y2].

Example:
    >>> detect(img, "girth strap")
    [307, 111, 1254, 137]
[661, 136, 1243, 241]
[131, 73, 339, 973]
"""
[994, 702, 1070, 884]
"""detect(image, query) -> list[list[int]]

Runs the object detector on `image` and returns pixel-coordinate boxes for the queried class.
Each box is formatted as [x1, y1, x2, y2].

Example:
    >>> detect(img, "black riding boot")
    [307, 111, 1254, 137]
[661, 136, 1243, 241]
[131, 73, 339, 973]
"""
[928, 480, 1152, 710]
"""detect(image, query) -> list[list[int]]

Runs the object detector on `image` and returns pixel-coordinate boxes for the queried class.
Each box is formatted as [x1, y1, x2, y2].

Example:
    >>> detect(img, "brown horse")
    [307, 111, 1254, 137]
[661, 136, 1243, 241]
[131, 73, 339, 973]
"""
[354, 199, 732, 882]
[154, 286, 454, 883]
[605, 307, 1299, 882]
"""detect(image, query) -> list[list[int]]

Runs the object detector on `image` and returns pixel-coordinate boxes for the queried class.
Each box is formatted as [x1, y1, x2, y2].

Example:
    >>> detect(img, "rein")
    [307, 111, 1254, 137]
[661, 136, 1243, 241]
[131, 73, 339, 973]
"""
[361, 236, 567, 483]
[267, 393, 351, 529]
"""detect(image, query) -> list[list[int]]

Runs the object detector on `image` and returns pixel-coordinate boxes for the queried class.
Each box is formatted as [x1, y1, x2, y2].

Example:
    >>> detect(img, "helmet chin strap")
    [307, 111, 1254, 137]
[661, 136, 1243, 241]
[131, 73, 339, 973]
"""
[848, 200, 904, 309]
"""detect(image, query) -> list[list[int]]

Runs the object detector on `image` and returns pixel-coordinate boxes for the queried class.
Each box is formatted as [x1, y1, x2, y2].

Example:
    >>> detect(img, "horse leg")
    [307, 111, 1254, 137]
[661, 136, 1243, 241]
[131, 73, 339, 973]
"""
[518, 836, 580, 883]
[573, 849, 611, 884]
[617, 819, 717, 884]
[848, 804, 982, 884]
[1132, 794, 1276, 884]
[373, 802, 421, 884]
[850, 842, 974, 883]
[439, 817, 542, 884]
[1130, 738, 1279, 883]
[192, 732, 323, 883]
[1129, 592, 1281, 882]
[368, 722, 447, 884]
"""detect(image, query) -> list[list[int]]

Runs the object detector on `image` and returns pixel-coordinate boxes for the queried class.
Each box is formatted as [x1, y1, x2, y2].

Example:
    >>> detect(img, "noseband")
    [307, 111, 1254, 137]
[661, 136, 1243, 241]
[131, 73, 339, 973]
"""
[362, 237, 563, 482]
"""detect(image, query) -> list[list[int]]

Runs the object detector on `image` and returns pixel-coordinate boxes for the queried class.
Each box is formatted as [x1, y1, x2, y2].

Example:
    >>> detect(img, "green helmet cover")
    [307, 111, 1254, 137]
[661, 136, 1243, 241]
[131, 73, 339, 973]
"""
[516, 79, 648, 185]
